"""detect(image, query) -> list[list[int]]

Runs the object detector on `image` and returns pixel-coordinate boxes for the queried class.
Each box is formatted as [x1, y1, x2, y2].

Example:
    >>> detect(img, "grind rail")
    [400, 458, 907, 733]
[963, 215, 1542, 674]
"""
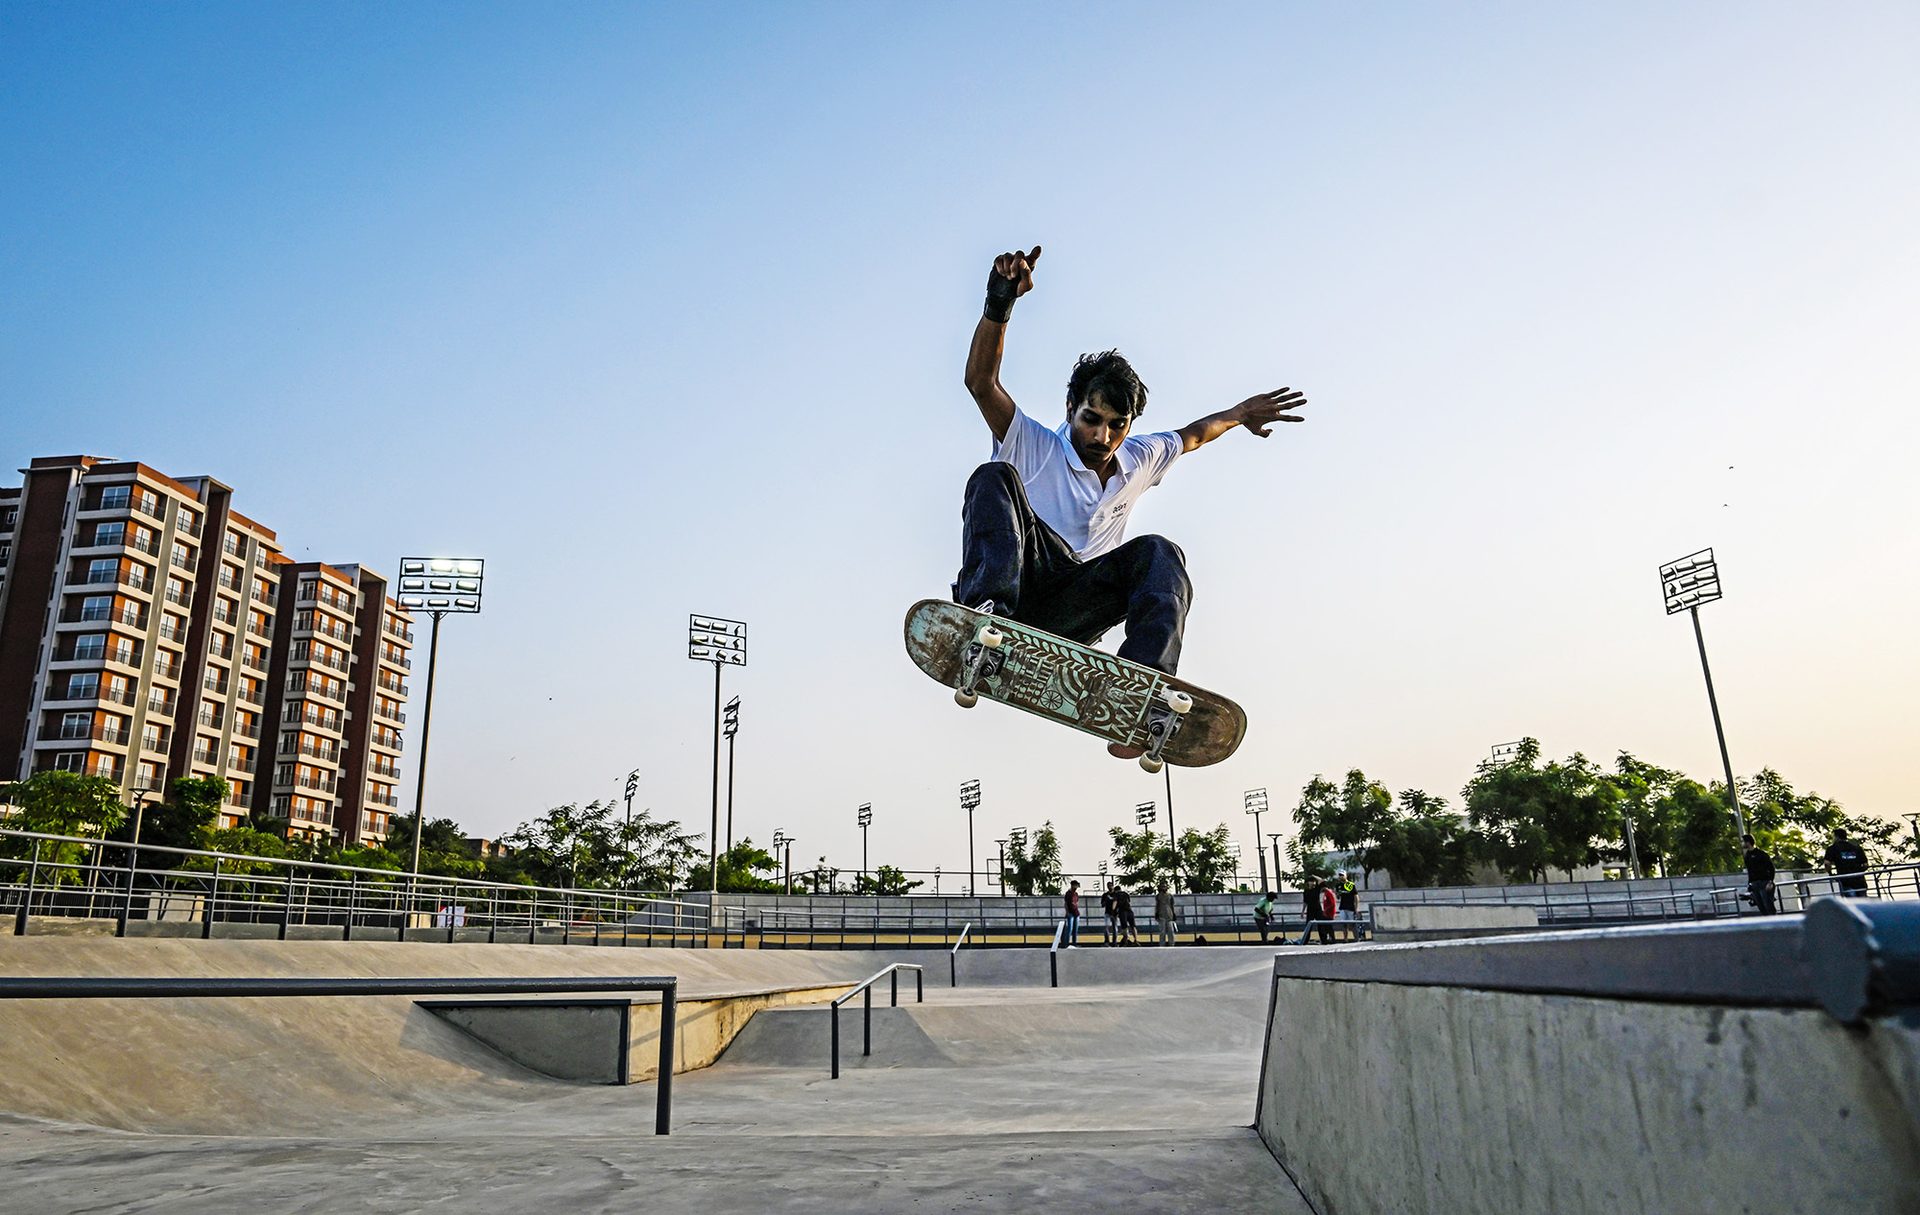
[830, 963, 923, 1078]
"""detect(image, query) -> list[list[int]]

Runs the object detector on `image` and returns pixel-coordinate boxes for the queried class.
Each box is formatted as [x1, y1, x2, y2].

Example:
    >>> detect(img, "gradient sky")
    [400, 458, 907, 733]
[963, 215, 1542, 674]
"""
[5, 2, 1916, 880]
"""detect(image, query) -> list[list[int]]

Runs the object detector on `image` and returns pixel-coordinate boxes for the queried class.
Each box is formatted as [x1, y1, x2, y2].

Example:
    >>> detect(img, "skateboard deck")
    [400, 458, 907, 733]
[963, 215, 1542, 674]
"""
[903, 599, 1246, 768]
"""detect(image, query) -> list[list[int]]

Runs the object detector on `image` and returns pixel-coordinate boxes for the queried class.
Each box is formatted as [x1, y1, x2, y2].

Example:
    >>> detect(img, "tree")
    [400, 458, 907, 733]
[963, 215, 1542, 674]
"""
[1107, 824, 1175, 890]
[1663, 779, 1739, 875]
[1463, 741, 1619, 881]
[1003, 822, 1064, 895]
[1288, 770, 1395, 882]
[105, 775, 226, 856]
[1365, 791, 1477, 887]
[501, 800, 700, 891]
[0, 771, 127, 884]
[852, 865, 924, 896]
[1607, 754, 1687, 876]
[687, 838, 782, 893]
[1175, 823, 1237, 893]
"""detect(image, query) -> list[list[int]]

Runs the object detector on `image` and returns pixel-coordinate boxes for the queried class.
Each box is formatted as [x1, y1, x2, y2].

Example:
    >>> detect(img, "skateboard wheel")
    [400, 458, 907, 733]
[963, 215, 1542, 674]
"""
[1139, 755, 1164, 774]
[1163, 690, 1193, 714]
[978, 626, 1003, 649]
[954, 689, 979, 708]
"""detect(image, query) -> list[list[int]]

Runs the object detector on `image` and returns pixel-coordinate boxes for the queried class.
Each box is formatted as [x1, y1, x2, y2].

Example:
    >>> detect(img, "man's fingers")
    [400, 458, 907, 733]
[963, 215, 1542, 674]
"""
[1026, 245, 1042, 266]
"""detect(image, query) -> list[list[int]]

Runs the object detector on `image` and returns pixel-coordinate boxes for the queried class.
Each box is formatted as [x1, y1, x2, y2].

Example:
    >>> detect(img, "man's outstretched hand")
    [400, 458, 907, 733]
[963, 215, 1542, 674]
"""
[992, 246, 1041, 297]
[1236, 387, 1308, 437]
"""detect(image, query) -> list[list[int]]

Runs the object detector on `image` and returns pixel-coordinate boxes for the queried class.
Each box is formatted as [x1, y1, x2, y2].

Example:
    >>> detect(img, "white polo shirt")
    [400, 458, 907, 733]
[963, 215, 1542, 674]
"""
[992, 407, 1184, 559]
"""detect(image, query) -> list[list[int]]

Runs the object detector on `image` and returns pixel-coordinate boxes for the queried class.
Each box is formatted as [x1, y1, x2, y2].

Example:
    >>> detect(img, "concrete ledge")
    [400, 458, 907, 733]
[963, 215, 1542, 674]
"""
[1370, 903, 1538, 941]
[1269, 916, 1812, 1006]
[1255, 912, 1920, 1214]
[424, 982, 853, 1084]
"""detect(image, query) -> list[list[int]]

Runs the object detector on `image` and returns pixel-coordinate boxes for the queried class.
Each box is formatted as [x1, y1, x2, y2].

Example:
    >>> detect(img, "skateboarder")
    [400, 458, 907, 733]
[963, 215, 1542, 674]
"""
[957, 245, 1307, 757]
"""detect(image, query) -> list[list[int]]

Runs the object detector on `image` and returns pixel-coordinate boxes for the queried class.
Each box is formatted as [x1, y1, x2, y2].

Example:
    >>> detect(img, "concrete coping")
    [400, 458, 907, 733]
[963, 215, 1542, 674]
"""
[1266, 910, 1882, 1017]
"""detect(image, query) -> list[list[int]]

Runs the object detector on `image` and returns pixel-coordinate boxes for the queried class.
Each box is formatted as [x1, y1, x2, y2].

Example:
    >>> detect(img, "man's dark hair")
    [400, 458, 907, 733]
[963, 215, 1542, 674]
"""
[1066, 349, 1149, 420]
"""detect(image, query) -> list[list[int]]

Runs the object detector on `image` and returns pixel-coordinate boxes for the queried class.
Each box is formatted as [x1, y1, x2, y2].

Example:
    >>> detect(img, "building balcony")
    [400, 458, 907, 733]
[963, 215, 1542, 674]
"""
[46, 723, 130, 745]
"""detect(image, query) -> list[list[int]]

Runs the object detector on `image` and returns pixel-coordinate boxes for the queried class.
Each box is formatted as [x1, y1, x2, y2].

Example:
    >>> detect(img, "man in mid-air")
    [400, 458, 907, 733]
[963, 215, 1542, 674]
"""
[955, 244, 1307, 756]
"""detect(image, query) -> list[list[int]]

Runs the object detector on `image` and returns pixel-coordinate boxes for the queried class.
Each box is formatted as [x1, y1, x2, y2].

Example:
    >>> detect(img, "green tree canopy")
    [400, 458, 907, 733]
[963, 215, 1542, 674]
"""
[852, 865, 924, 896]
[1003, 822, 1064, 896]
[687, 838, 782, 893]
[1364, 791, 1478, 888]
[0, 771, 128, 884]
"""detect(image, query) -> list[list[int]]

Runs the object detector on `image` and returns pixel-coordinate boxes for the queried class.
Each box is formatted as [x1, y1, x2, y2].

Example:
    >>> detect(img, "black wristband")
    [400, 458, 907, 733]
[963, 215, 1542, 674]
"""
[984, 271, 1018, 323]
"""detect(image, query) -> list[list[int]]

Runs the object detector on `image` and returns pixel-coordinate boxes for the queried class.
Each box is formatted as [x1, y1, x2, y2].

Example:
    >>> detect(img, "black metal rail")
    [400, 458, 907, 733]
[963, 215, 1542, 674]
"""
[0, 974, 681, 1134]
[829, 963, 923, 1078]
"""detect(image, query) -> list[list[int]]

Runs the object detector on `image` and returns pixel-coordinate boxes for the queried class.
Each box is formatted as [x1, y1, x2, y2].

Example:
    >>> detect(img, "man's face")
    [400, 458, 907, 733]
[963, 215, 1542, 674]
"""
[1066, 391, 1131, 469]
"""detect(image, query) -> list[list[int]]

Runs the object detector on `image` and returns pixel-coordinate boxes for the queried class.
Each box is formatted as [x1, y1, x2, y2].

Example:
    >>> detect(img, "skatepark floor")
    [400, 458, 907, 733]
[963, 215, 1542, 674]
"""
[0, 939, 1313, 1213]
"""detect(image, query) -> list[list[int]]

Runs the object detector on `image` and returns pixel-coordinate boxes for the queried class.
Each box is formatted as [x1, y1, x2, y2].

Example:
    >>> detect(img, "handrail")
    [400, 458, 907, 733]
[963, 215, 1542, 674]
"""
[0, 828, 712, 910]
[1705, 861, 1920, 917]
[949, 922, 971, 987]
[829, 962, 924, 1078]
[0, 974, 681, 1134]
[0, 829, 726, 947]
[1048, 918, 1066, 988]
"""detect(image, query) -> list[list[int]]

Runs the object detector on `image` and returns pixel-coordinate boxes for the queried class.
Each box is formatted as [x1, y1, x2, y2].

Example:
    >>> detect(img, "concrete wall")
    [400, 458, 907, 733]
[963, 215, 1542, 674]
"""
[1369, 902, 1538, 940]
[1254, 920, 1920, 1214]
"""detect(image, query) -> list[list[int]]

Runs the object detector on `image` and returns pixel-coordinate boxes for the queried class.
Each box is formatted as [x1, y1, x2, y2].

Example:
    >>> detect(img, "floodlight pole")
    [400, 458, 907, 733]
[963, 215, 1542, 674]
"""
[723, 698, 740, 851]
[1689, 605, 1745, 839]
[408, 610, 445, 881]
[995, 839, 1008, 896]
[1164, 767, 1180, 892]
[1268, 833, 1284, 895]
[1245, 789, 1269, 893]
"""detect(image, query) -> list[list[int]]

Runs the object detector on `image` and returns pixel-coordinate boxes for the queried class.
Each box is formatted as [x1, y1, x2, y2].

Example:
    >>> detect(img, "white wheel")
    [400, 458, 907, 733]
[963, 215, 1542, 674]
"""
[954, 688, 979, 708]
[1139, 754, 1165, 774]
[1162, 689, 1193, 715]
[978, 626, 1004, 649]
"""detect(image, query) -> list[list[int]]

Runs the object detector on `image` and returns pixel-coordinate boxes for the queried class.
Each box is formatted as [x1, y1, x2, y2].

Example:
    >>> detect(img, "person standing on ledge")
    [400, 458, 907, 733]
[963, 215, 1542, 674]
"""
[956, 244, 1309, 758]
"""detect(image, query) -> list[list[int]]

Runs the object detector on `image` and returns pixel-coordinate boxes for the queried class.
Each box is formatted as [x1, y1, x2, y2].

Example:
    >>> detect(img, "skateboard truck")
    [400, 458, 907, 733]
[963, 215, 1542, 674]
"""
[1136, 688, 1194, 773]
[953, 620, 1006, 708]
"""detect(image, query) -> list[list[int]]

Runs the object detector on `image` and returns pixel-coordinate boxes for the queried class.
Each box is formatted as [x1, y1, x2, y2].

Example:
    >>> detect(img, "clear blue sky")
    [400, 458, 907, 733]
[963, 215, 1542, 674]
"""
[5, 3, 1917, 877]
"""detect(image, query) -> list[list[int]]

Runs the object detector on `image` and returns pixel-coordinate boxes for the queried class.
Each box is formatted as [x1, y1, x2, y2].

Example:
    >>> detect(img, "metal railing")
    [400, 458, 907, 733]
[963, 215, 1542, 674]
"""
[949, 922, 970, 987]
[1706, 862, 1920, 917]
[830, 963, 923, 1078]
[0, 973, 680, 1133]
[0, 829, 737, 949]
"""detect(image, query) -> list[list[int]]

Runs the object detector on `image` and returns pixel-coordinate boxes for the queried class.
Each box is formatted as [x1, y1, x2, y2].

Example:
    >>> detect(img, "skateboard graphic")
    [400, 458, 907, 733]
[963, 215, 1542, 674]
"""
[903, 599, 1246, 771]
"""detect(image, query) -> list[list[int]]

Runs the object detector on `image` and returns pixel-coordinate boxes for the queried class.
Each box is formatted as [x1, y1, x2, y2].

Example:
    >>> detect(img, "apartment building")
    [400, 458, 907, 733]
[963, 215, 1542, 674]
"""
[0, 456, 412, 844]
[254, 562, 413, 844]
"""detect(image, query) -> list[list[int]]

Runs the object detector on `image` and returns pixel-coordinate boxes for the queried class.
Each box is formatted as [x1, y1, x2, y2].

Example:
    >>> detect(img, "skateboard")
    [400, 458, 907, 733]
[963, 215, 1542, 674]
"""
[903, 599, 1246, 771]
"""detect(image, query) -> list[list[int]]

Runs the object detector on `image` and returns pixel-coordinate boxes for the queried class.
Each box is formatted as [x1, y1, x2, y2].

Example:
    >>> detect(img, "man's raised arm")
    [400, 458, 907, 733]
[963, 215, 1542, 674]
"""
[1175, 387, 1309, 454]
[963, 245, 1041, 444]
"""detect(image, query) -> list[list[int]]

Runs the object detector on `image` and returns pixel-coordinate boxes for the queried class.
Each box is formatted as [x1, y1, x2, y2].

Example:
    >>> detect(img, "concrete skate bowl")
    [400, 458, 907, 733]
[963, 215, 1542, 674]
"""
[0, 937, 897, 1136]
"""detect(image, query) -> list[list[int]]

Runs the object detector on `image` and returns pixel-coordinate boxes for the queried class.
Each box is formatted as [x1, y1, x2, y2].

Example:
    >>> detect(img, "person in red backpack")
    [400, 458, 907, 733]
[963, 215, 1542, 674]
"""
[1316, 881, 1339, 943]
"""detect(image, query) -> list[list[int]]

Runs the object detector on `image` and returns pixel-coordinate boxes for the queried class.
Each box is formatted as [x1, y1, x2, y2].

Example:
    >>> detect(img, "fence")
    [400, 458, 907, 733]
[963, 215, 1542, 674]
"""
[0, 828, 734, 947]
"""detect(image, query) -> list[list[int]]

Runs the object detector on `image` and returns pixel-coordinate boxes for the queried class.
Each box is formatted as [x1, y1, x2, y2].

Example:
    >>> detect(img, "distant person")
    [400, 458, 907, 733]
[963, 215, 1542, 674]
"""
[1063, 880, 1081, 947]
[1155, 882, 1176, 946]
[1251, 891, 1276, 943]
[1741, 833, 1778, 916]
[1336, 872, 1358, 938]
[1316, 880, 1339, 942]
[1822, 828, 1869, 897]
[1100, 882, 1119, 945]
[1115, 887, 1138, 944]
[1295, 878, 1323, 946]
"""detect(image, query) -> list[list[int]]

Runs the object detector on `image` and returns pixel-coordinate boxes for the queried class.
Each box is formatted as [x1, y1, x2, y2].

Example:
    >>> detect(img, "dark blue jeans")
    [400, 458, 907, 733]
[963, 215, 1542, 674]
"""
[952, 462, 1192, 675]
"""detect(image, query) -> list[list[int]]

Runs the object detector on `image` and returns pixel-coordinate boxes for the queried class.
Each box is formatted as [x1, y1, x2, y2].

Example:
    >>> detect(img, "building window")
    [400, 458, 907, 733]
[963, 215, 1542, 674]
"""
[93, 521, 125, 546]
[94, 753, 118, 778]
[53, 752, 87, 772]
[98, 485, 131, 510]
